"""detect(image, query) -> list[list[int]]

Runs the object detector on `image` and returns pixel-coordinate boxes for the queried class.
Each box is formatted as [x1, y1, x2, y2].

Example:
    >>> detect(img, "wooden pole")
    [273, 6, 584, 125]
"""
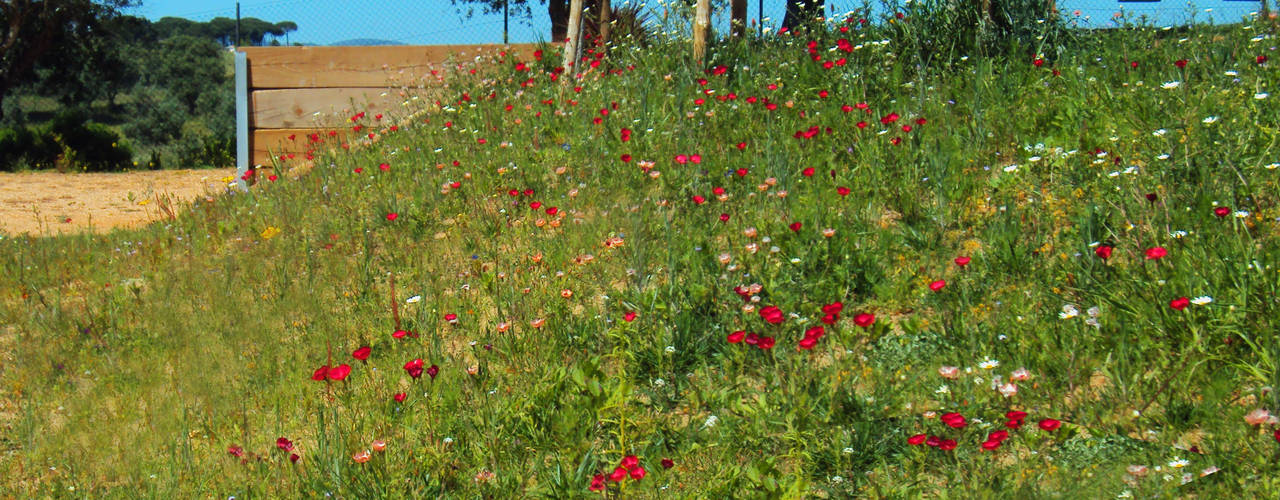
[599, 0, 612, 45]
[731, 0, 747, 37]
[563, 0, 585, 74]
[693, 0, 710, 63]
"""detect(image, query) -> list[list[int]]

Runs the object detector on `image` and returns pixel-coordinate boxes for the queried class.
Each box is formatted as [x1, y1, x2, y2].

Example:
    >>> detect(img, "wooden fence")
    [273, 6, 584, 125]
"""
[234, 44, 539, 184]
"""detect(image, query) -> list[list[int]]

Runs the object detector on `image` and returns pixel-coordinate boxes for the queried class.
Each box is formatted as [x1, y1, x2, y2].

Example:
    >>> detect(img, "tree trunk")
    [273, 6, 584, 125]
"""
[781, 0, 825, 33]
[692, 0, 709, 62]
[599, 0, 611, 44]
[562, 0, 584, 72]
[549, 0, 569, 42]
[731, 0, 747, 37]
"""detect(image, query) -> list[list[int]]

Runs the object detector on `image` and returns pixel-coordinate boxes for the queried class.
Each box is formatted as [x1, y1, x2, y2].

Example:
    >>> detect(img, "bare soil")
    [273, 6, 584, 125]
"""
[0, 168, 237, 235]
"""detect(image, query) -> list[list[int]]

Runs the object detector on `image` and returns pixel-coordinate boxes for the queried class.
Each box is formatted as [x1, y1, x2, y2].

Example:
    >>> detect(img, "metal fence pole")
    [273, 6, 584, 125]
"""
[235, 51, 249, 192]
[503, 0, 509, 44]
[235, 2, 241, 46]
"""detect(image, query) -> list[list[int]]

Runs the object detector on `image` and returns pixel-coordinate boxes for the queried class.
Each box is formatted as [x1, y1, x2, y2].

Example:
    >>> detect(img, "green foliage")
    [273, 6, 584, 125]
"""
[48, 108, 133, 171]
[0, 126, 59, 171]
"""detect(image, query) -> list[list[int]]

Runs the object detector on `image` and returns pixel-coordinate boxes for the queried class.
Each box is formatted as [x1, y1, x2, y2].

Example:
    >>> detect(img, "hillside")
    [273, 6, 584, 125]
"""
[1, 15, 1278, 498]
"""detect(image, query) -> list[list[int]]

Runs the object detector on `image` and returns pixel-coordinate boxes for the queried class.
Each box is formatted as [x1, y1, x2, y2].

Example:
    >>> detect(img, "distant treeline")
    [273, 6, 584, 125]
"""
[0, 3, 300, 171]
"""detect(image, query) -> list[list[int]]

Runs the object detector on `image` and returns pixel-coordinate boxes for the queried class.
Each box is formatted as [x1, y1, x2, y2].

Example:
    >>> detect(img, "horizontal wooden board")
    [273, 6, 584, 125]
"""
[240, 44, 541, 89]
[251, 88, 411, 129]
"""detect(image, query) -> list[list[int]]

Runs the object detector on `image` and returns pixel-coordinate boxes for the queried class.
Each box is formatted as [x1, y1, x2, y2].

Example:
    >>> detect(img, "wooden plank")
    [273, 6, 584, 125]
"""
[251, 88, 408, 129]
[252, 128, 356, 166]
[240, 44, 542, 89]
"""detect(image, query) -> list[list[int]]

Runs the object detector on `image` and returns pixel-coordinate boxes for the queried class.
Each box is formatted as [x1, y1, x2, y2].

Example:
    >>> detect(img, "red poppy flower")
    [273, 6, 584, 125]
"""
[907, 434, 927, 445]
[954, 256, 971, 267]
[1006, 410, 1028, 421]
[854, 313, 875, 328]
[692, 195, 706, 205]
[1169, 297, 1190, 310]
[609, 467, 628, 482]
[759, 306, 785, 324]
[1174, 59, 1188, 68]
[228, 445, 245, 458]
[938, 439, 957, 451]
[353, 346, 371, 361]
[589, 474, 606, 491]
[394, 392, 407, 402]
[1095, 245, 1114, 260]
[1145, 247, 1167, 260]
[404, 358, 425, 379]
[1005, 419, 1023, 429]
[822, 302, 844, 315]
[623, 311, 637, 322]
[385, 213, 399, 221]
[727, 330, 746, 343]
[661, 458, 675, 469]
[1038, 418, 1062, 431]
[393, 329, 411, 339]
[719, 213, 730, 222]
[744, 333, 760, 345]
[942, 413, 967, 429]
[836, 186, 851, 196]
[311, 365, 330, 381]
[804, 326, 825, 340]
[981, 439, 1002, 451]
[789, 222, 802, 232]
[277, 437, 294, 452]
[802, 167, 815, 177]
[1258, 55, 1268, 65]
[988, 430, 1009, 442]
[628, 465, 646, 480]
[929, 280, 946, 292]
[1214, 207, 1230, 217]
[327, 364, 352, 381]
[758, 337, 776, 349]
[620, 455, 639, 468]
[426, 364, 440, 380]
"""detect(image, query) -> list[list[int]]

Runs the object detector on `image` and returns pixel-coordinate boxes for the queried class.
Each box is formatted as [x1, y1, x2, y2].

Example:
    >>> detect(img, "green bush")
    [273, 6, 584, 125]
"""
[0, 126, 60, 171]
[48, 108, 133, 171]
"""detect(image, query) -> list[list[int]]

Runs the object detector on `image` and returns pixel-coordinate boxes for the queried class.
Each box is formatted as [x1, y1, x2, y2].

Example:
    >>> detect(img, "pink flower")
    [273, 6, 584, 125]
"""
[1245, 408, 1278, 426]
[938, 366, 960, 379]
[929, 280, 946, 292]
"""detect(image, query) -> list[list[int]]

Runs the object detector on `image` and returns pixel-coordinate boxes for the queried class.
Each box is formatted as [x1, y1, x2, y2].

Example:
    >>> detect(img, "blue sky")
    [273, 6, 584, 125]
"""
[127, 1, 1266, 46]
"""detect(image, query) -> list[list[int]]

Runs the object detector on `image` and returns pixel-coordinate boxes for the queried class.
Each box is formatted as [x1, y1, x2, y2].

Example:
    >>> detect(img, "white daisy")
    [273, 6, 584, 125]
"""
[1191, 296, 1213, 305]
[1161, 81, 1181, 89]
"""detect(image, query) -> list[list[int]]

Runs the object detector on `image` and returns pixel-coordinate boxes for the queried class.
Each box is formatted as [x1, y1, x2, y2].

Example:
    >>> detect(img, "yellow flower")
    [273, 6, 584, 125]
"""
[260, 226, 281, 240]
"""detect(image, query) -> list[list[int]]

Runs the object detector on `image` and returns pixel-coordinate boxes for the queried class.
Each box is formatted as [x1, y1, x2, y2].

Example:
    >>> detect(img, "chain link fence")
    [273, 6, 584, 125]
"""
[129, 1, 1268, 48]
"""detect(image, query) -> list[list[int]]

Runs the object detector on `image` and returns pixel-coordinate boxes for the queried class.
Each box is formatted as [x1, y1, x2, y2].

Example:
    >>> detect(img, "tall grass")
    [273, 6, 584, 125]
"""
[1, 7, 1278, 498]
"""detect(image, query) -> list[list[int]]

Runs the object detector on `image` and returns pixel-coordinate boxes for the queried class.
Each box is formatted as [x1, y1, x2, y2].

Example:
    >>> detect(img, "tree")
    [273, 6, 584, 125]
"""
[154, 36, 227, 113]
[781, 0, 824, 32]
[0, 0, 135, 119]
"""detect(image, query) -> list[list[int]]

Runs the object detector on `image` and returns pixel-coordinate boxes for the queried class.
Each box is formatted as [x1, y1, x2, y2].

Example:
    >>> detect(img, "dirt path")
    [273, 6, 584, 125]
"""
[0, 168, 237, 235]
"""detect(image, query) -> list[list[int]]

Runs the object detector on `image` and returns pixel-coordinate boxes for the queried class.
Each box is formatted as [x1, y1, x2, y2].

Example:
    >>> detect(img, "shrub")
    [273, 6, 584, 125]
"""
[48, 108, 134, 172]
[0, 126, 60, 171]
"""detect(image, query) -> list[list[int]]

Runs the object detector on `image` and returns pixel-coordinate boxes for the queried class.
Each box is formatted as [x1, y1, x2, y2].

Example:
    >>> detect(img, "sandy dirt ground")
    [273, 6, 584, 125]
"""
[0, 168, 237, 236]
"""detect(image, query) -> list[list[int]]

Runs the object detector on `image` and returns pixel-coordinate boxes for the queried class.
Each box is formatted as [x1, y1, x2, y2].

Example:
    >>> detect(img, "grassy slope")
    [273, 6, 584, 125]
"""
[1, 19, 1278, 498]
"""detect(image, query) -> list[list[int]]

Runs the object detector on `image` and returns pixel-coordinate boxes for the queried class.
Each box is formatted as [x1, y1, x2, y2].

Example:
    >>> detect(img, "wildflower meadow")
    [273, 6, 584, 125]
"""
[2, 6, 1279, 498]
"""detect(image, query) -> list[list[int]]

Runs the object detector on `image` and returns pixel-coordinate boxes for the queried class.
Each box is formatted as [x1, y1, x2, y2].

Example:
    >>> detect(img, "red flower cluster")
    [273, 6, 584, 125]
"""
[591, 455, 647, 490]
[909, 410, 1061, 452]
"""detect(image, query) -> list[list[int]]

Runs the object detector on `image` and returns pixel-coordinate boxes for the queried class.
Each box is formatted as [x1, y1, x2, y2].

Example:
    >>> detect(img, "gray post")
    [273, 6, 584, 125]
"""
[758, 0, 764, 36]
[503, 0, 509, 44]
[236, 2, 241, 46]
[235, 50, 249, 192]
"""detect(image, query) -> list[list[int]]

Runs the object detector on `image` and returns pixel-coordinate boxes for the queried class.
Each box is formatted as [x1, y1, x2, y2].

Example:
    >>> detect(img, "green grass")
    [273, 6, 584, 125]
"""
[1, 14, 1279, 498]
